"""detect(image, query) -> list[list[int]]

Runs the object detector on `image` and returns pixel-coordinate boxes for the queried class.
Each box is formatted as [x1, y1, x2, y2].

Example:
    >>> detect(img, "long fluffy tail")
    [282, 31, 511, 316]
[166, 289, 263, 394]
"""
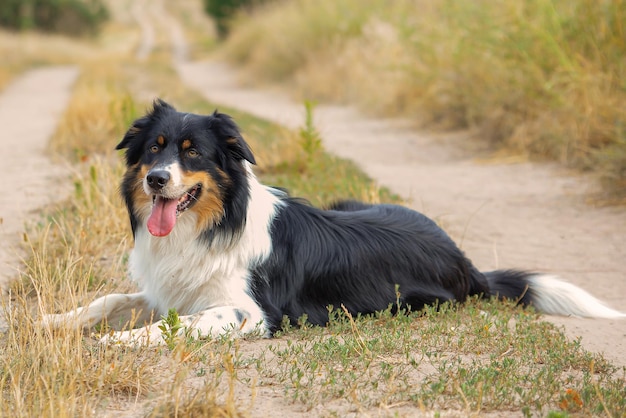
[484, 270, 626, 319]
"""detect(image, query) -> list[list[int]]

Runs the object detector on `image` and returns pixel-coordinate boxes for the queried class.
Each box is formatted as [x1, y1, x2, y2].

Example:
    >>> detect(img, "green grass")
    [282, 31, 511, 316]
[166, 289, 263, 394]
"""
[265, 300, 625, 415]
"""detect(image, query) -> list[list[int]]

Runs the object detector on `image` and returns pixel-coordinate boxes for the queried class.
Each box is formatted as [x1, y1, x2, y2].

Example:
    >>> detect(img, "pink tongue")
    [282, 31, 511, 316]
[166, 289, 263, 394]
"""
[147, 197, 178, 236]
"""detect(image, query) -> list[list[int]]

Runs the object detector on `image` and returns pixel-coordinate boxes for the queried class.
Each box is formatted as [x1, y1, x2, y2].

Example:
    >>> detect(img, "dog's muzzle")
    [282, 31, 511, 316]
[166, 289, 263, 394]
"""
[146, 170, 170, 192]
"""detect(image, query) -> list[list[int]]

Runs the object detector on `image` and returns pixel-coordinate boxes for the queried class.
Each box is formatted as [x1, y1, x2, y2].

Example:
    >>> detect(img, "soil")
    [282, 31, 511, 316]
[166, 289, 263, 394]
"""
[0, 2, 624, 413]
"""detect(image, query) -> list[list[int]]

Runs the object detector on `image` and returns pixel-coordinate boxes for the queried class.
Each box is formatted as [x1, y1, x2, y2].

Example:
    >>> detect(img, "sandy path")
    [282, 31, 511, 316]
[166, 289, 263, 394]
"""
[0, 67, 78, 295]
[175, 64, 626, 368]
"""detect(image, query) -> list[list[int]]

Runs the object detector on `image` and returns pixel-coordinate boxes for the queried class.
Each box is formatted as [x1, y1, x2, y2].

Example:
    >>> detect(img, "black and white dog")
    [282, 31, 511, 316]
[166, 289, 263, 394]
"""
[43, 100, 625, 344]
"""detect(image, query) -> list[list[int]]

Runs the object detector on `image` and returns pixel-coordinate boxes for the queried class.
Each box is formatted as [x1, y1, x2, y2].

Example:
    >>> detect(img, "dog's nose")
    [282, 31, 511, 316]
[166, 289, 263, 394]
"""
[146, 170, 170, 191]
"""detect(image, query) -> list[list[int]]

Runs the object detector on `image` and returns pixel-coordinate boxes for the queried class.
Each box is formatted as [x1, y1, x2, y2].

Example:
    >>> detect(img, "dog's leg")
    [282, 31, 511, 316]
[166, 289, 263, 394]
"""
[41, 292, 153, 330]
[101, 305, 267, 346]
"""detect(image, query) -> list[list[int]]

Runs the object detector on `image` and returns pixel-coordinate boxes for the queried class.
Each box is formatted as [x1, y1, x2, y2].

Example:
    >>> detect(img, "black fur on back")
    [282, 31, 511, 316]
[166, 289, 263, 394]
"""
[250, 199, 500, 333]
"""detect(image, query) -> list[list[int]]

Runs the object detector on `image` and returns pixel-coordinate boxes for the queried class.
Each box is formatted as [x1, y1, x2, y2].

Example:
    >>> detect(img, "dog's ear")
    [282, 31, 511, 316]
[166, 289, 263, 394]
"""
[209, 111, 256, 165]
[115, 99, 176, 150]
[115, 115, 149, 150]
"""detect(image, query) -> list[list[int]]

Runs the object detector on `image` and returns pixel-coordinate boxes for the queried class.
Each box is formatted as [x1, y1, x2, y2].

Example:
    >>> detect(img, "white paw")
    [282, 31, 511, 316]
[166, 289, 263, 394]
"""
[40, 313, 74, 329]
[40, 313, 60, 327]
[99, 327, 163, 347]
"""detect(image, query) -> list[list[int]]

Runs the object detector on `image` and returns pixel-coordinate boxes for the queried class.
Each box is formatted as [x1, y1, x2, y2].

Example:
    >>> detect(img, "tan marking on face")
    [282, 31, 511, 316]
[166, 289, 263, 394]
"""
[226, 137, 238, 145]
[181, 139, 192, 150]
[129, 164, 152, 221]
[181, 170, 225, 231]
[157, 135, 165, 146]
[215, 167, 232, 186]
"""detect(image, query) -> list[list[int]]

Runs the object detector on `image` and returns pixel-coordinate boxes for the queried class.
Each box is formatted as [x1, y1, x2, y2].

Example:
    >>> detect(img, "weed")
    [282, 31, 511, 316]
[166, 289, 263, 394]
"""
[260, 300, 626, 415]
[299, 99, 323, 163]
[158, 308, 186, 350]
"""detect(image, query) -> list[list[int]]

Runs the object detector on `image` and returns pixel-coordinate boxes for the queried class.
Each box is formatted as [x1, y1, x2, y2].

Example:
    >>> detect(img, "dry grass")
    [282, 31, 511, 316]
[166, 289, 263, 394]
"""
[2, 292, 162, 417]
[0, 11, 141, 91]
[49, 72, 139, 162]
[220, 0, 626, 197]
[0, 29, 93, 91]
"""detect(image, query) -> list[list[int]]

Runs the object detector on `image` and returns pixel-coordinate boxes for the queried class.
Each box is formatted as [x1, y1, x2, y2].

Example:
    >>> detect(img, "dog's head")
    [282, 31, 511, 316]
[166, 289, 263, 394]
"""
[116, 99, 255, 237]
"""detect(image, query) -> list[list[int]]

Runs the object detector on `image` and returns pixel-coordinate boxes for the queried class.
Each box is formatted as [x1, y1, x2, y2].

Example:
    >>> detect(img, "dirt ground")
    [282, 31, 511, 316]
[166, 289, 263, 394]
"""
[0, 0, 624, 385]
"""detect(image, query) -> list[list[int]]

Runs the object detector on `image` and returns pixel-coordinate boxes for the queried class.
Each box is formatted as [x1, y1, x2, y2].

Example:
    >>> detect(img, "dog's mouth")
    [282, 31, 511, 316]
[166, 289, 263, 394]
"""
[162, 183, 202, 216]
[147, 184, 202, 237]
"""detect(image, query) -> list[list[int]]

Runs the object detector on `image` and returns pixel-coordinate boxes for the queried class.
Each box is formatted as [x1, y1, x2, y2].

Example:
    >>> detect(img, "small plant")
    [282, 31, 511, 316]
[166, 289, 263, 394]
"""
[158, 308, 186, 350]
[299, 100, 323, 164]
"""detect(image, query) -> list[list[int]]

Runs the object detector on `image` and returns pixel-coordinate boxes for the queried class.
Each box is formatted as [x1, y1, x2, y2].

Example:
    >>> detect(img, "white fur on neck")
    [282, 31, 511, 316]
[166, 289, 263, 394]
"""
[128, 164, 282, 318]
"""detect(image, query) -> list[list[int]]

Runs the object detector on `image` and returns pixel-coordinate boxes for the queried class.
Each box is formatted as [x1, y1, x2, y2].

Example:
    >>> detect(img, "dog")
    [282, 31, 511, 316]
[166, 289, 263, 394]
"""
[43, 99, 625, 344]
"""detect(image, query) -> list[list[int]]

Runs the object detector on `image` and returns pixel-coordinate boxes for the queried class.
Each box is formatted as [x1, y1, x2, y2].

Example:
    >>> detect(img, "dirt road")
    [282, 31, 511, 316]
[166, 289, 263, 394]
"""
[0, 67, 78, 294]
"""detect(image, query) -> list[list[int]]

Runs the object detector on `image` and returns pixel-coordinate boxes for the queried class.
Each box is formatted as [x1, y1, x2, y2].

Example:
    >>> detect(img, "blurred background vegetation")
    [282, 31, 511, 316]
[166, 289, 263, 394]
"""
[203, 0, 260, 38]
[205, 0, 626, 198]
[0, 0, 108, 35]
[1, 0, 624, 197]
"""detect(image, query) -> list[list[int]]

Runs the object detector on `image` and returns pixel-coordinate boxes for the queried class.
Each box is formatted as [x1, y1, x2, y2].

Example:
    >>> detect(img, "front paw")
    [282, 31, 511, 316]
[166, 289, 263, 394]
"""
[99, 327, 163, 347]
[40, 313, 70, 329]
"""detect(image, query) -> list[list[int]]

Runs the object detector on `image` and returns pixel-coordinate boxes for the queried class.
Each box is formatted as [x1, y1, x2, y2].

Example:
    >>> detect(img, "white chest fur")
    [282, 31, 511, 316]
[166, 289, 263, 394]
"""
[128, 174, 282, 316]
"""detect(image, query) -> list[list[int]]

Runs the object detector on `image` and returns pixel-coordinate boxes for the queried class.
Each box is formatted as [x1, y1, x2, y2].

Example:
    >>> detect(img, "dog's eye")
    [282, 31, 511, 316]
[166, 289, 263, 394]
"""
[187, 149, 199, 158]
[149, 144, 160, 154]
